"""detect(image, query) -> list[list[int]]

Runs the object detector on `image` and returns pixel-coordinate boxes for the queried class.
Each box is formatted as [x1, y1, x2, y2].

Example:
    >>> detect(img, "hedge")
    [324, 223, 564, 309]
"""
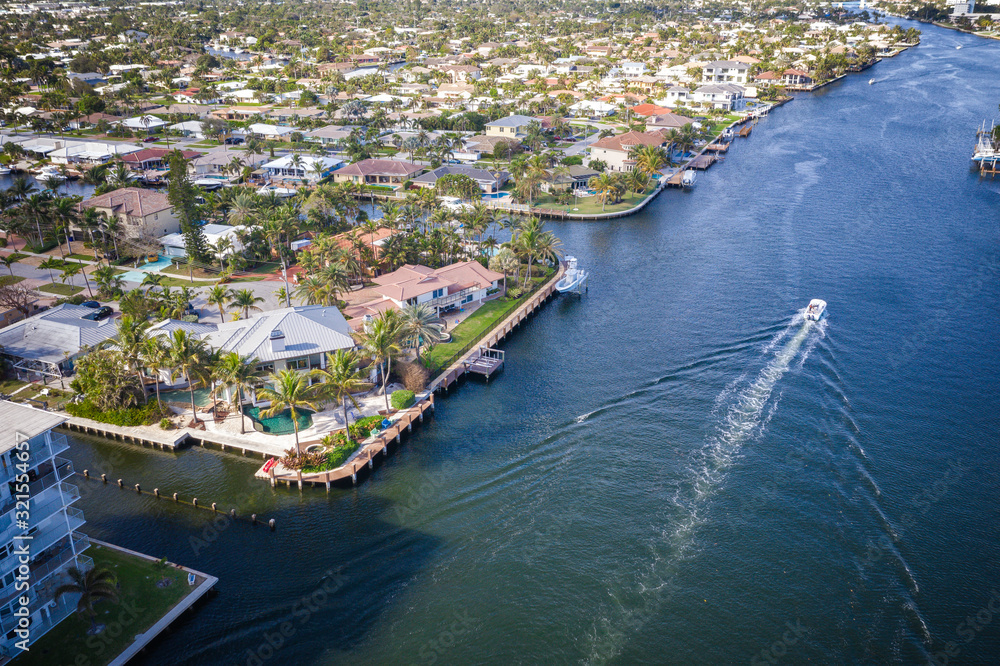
[390, 390, 415, 410]
[66, 399, 163, 427]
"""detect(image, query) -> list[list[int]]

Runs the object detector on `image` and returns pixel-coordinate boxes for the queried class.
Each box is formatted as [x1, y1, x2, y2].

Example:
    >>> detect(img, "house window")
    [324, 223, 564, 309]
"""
[287, 358, 309, 370]
[432, 288, 444, 299]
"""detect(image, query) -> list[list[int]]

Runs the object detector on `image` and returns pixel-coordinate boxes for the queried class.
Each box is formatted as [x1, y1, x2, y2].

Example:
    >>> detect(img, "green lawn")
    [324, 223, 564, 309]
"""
[0, 275, 24, 286]
[14, 544, 193, 666]
[67, 253, 97, 262]
[38, 283, 84, 296]
[531, 183, 659, 216]
[423, 271, 553, 372]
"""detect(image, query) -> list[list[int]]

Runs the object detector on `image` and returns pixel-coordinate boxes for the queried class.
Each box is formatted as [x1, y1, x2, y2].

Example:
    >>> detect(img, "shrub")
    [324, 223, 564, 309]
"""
[66, 399, 163, 427]
[350, 415, 384, 441]
[159, 417, 172, 430]
[506, 287, 523, 299]
[396, 360, 429, 392]
[391, 389, 415, 410]
[181, 314, 199, 323]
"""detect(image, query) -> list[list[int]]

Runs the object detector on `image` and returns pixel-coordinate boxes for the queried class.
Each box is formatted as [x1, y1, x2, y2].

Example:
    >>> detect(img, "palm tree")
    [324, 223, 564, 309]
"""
[140, 334, 169, 412]
[206, 285, 233, 322]
[255, 369, 318, 457]
[213, 351, 262, 434]
[229, 288, 264, 318]
[38, 257, 61, 284]
[310, 349, 370, 444]
[166, 329, 209, 424]
[400, 302, 445, 364]
[0, 254, 20, 277]
[361, 310, 403, 413]
[54, 566, 119, 633]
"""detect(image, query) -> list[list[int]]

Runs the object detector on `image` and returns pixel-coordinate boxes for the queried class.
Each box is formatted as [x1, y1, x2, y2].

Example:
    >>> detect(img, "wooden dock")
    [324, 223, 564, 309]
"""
[738, 125, 752, 138]
[689, 154, 717, 170]
[430, 261, 565, 393]
[705, 142, 730, 153]
[62, 417, 190, 449]
[465, 347, 505, 380]
[260, 395, 436, 490]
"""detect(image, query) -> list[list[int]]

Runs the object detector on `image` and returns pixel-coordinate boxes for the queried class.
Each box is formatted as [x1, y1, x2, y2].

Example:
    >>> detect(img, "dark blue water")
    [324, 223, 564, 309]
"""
[62, 21, 1000, 666]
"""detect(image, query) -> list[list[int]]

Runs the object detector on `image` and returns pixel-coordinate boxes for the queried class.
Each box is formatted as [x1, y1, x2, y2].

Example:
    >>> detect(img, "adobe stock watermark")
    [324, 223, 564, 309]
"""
[856, 458, 966, 577]
[412, 610, 477, 664]
[750, 619, 811, 665]
[887, 252, 999, 370]
[72, 597, 146, 665]
[243, 567, 348, 666]
[928, 588, 1000, 665]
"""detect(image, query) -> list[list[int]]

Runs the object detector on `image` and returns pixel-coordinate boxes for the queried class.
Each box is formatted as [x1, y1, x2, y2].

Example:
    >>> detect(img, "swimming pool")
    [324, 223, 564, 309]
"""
[119, 254, 175, 283]
[246, 406, 314, 435]
[481, 192, 511, 200]
[159, 387, 213, 407]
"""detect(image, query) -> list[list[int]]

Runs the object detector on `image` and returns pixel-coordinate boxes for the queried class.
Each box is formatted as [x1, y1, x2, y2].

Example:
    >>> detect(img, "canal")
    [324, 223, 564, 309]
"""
[62, 20, 1000, 666]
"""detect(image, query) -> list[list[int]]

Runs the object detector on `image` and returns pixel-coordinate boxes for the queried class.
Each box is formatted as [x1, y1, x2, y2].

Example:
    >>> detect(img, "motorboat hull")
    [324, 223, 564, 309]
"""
[805, 299, 826, 321]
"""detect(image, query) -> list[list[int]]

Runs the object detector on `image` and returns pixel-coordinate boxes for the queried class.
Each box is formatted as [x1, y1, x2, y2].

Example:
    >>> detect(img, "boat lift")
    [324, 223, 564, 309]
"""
[556, 256, 588, 295]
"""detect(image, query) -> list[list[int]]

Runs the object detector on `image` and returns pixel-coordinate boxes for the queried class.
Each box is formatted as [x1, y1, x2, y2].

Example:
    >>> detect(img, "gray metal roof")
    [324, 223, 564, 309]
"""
[0, 401, 66, 455]
[485, 114, 534, 128]
[150, 306, 354, 363]
[0, 304, 119, 364]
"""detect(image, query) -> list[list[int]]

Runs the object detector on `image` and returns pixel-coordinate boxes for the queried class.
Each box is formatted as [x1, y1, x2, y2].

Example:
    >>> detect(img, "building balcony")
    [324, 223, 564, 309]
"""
[428, 286, 477, 310]
[0, 457, 74, 518]
[0, 509, 86, 581]
[0, 483, 79, 545]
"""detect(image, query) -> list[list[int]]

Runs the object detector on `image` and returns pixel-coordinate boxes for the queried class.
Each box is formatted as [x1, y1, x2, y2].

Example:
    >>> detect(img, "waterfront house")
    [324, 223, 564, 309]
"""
[332, 159, 423, 187]
[148, 305, 356, 383]
[691, 84, 747, 111]
[589, 129, 670, 172]
[123, 148, 201, 172]
[260, 155, 342, 182]
[79, 187, 180, 238]
[344, 261, 505, 323]
[191, 149, 267, 176]
[0, 304, 120, 380]
[411, 165, 509, 194]
[781, 69, 814, 86]
[541, 164, 600, 192]
[0, 402, 91, 655]
[646, 112, 694, 130]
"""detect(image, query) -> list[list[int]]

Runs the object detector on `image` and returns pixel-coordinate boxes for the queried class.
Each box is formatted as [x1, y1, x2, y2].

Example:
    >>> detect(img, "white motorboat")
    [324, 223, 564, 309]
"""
[681, 170, 697, 187]
[956, 45, 962, 50]
[556, 256, 588, 294]
[868, 78, 875, 85]
[804, 299, 826, 321]
[0, 166, 11, 176]
[37, 166, 65, 183]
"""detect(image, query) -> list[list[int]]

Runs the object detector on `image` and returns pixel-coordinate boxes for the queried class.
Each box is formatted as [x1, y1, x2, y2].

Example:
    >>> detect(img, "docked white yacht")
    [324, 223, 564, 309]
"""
[805, 299, 826, 321]
[556, 256, 588, 294]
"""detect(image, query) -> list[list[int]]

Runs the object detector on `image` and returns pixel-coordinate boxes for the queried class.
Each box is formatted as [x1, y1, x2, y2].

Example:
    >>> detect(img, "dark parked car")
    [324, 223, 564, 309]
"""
[81, 306, 113, 321]
[80, 301, 100, 308]
[143, 136, 159, 143]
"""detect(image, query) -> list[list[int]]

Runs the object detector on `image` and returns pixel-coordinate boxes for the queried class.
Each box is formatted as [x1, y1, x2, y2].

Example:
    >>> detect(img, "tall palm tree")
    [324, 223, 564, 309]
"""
[400, 303, 445, 364]
[213, 351, 262, 434]
[166, 329, 209, 424]
[229, 288, 264, 318]
[311, 349, 370, 445]
[206, 285, 233, 322]
[361, 310, 403, 413]
[0, 254, 20, 277]
[255, 369, 318, 457]
[140, 334, 169, 411]
[54, 566, 119, 632]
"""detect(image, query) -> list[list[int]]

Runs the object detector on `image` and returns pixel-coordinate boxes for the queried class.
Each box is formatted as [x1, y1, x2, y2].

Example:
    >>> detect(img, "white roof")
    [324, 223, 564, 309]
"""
[248, 123, 295, 136]
[261, 154, 342, 170]
[0, 402, 66, 455]
[0, 304, 119, 364]
[121, 115, 168, 129]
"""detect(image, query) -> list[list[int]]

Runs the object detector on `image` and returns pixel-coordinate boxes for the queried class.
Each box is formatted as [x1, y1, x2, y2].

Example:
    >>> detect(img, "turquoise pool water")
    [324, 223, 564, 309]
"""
[246, 406, 313, 435]
[119, 255, 175, 283]
[159, 387, 213, 407]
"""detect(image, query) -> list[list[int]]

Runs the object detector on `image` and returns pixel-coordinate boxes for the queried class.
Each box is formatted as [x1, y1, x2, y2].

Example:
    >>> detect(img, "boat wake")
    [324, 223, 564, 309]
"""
[583, 316, 823, 663]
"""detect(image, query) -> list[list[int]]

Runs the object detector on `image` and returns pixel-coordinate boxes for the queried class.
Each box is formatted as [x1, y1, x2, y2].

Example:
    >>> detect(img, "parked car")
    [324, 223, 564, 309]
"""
[81, 306, 113, 321]
[80, 300, 100, 308]
[143, 136, 159, 143]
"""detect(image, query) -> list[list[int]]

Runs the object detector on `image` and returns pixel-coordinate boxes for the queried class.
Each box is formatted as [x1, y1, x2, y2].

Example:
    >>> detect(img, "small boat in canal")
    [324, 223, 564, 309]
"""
[805, 299, 826, 321]
[556, 256, 588, 294]
[869, 78, 875, 85]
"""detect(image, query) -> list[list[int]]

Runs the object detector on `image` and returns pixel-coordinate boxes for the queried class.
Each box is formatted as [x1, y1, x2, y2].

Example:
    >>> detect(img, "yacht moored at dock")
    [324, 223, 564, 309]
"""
[805, 299, 826, 321]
